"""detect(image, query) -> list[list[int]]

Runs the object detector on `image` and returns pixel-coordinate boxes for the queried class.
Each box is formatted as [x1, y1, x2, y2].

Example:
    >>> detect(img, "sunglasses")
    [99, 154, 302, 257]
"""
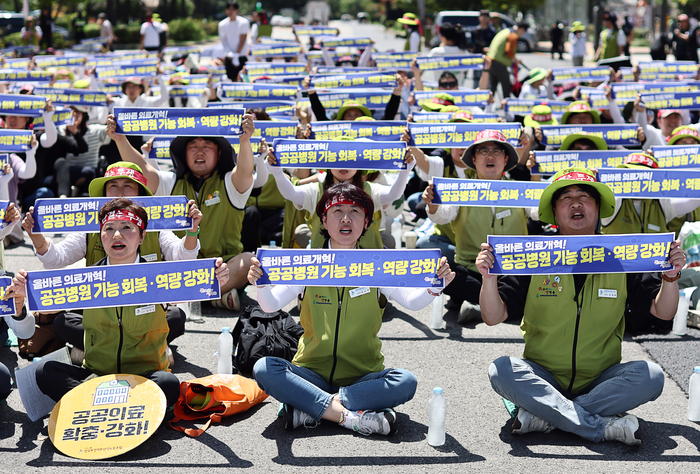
[439, 81, 458, 89]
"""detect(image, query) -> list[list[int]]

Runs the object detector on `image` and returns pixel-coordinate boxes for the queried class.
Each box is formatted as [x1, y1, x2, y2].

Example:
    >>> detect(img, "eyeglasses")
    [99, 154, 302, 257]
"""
[476, 148, 505, 158]
[439, 81, 458, 89]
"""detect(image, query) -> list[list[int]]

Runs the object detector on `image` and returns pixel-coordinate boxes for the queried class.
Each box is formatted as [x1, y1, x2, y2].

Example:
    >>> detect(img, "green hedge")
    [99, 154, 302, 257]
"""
[84, 23, 102, 39]
[3, 33, 21, 47]
[168, 19, 206, 42]
[114, 24, 142, 44]
[202, 20, 219, 37]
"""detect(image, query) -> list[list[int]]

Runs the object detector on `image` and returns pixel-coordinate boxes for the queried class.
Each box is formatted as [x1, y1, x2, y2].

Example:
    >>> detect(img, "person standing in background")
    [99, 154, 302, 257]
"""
[595, 11, 626, 60]
[72, 11, 86, 44]
[472, 10, 496, 89]
[622, 16, 634, 56]
[20, 16, 42, 46]
[98, 13, 118, 51]
[219, 1, 250, 82]
[38, 9, 53, 50]
[550, 21, 564, 60]
[398, 13, 422, 52]
[486, 22, 528, 98]
[673, 14, 698, 62]
[139, 12, 165, 52]
[569, 21, 587, 66]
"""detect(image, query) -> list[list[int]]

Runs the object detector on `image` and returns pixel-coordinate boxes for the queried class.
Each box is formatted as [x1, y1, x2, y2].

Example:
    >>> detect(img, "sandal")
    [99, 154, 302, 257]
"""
[211, 289, 240, 311]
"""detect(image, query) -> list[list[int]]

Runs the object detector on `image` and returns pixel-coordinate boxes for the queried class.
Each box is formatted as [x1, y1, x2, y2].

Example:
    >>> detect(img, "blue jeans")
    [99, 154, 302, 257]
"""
[253, 357, 417, 422]
[489, 356, 664, 442]
[417, 233, 456, 268]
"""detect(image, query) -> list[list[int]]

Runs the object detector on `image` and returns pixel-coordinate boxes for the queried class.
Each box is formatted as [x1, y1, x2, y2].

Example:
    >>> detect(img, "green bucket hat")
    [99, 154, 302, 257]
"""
[526, 67, 547, 85]
[523, 105, 559, 127]
[571, 21, 585, 32]
[397, 13, 419, 26]
[667, 126, 700, 145]
[561, 101, 601, 124]
[337, 100, 372, 120]
[421, 93, 456, 112]
[560, 131, 608, 151]
[88, 162, 153, 197]
[538, 167, 615, 225]
[617, 152, 659, 169]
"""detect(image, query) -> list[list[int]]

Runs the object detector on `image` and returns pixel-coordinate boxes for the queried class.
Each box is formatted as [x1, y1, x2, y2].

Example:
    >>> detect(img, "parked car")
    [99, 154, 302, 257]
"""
[430, 10, 537, 52]
[0, 11, 25, 36]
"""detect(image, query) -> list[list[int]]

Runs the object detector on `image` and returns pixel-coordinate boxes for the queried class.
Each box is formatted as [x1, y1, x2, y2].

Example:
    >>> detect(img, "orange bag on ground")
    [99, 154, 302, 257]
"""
[168, 373, 268, 436]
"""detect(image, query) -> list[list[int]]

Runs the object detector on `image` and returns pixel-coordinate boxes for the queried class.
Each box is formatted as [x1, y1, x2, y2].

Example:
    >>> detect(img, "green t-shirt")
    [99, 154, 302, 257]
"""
[487, 28, 513, 67]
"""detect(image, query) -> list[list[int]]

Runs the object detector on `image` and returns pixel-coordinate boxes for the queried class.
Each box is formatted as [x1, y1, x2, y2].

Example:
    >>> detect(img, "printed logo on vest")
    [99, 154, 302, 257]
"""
[312, 294, 333, 305]
[205, 191, 221, 206]
[536, 275, 562, 297]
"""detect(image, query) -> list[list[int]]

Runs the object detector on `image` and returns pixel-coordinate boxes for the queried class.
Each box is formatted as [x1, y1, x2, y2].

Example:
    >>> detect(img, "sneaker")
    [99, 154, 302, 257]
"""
[166, 346, 175, 368]
[351, 409, 397, 436]
[70, 346, 85, 366]
[457, 301, 482, 324]
[602, 414, 641, 446]
[282, 403, 318, 430]
[445, 297, 460, 311]
[511, 408, 554, 435]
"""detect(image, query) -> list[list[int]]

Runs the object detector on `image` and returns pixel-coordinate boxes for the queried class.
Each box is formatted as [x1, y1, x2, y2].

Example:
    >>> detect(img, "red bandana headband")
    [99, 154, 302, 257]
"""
[569, 103, 592, 112]
[625, 154, 658, 168]
[554, 171, 597, 183]
[431, 97, 454, 106]
[100, 210, 145, 231]
[105, 166, 148, 188]
[323, 194, 368, 215]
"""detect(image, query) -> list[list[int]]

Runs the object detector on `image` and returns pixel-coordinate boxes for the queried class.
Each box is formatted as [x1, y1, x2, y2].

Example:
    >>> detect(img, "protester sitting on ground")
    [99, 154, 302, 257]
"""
[476, 167, 685, 445]
[14, 198, 229, 407]
[635, 97, 697, 150]
[250, 182, 455, 435]
[106, 114, 256, 311]
[0, 272, 34, 401]
[519, 68, 553, 100]
[665, 127, 700, 236]
[423, 129, 530, 324]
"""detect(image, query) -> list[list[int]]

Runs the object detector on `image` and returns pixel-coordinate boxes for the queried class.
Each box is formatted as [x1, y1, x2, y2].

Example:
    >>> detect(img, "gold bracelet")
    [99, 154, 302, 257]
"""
[36, 238, 47, 252]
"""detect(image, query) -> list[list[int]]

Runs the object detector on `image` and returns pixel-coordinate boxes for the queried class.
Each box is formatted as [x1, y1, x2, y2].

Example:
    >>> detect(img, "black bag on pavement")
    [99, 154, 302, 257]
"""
[232, 304, 305, 378]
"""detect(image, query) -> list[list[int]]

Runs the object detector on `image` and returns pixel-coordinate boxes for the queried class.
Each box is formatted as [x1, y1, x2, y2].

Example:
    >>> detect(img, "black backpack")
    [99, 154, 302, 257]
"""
[231, 305, 305, 378]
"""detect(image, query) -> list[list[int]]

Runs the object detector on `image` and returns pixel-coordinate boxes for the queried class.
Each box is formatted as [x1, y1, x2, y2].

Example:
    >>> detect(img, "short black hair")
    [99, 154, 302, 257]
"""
[316, 182, 374, 240]
[98, 198, 149, 236]
[439, 22, 460, 43]
[246, 107, 271, 121]
[438, 71, 457, 82]
[570, 138, 598, 149]
[517, 22, 529, 30]
[226, 1, 239, 9]
[551, 184, 601, 210]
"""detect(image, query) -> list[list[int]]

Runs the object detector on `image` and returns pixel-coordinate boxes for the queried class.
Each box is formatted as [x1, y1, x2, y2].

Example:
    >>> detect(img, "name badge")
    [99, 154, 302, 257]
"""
[495, 210, 511, 220]
[143, 253, 158, 262]
[349, 287, 370, 298]
[135, 304, 156, 315]
[205, 196, 221, 206]
[648, 223, 661, 232]
[598, 289, 618, 299]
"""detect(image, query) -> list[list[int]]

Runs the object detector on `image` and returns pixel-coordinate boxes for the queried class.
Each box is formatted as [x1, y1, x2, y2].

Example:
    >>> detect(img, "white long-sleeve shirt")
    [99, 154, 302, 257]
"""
[111, 76, 169, 109]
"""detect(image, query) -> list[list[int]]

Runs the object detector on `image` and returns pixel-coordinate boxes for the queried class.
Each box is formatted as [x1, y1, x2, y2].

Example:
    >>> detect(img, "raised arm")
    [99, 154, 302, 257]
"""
[231, 114, 255, 193]
[106, 114, 160, 193]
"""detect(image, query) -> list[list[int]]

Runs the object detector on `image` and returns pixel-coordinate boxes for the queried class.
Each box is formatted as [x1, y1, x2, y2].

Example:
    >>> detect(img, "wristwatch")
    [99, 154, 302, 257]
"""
[662, 271, 681, 283]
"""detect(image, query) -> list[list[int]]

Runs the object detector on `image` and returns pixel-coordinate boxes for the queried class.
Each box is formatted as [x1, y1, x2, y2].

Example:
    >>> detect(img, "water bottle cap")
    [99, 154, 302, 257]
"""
[270, 241, 276, 246]
[222, 327, 230, 333]
[695, 366, 700, 373]
[394, 217, 400, 222]
[433, 387, 443, 394]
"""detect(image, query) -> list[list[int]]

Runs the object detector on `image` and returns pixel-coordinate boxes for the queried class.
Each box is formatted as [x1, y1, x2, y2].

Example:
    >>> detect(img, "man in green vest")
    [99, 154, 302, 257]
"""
[476, 167, 685, 445]
[595, 11, 626, 61]
[485, 22, 529, 97]
[423, 129, 529, 324]
[107, 114, 255, 311]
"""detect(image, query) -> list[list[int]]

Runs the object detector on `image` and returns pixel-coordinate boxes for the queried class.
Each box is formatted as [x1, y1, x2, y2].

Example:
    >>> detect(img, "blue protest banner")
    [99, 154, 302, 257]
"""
[163, 45, 201, 55]
[209, 100, 295, 117]
[539, 124, 640, 147]
[414, 90, 490, 108]
[310, 120, 406, 141]
[253, 121, 298, 141]
[316, 67, 379, 74]
[31, 88, 109, 107]
[640, 91, 700, 110]
[249, 43, 303, 57]
[271, 138, 407, 169]
[488, 233, 674, 275]
[113, 57, 161, 67]
[256, 248, 443, 288]
[26, 258, 221, 312]
[432, 177, 546, 207]
[0, 200, 12, 227]
[32, 55, 87, 68]
[71, 43, 102, 52]
[293, 25, 339, 36]
[33, 108, 75, 130]
[166, 86, 209, 98]
[0, 70, 55, 82]
[167, 74, 209, 85]
[0, 130, 33, 152]
[611, 82, 699, 100]
[415, 55, 484, 71]
[638, 61, 698, 75]
[253, 75, 305, 85]
[310, 72, 397, 90]
[411, 111, 499, 123]
[0, 94, 47, 116]
[95, 64, 158, 79]
[550, 67, 611, 83]
[597, 168, 700, 198]
[217, 83, 299, 101]
[2, 45, 39, 56]
[374, 59, 412, 69]
[531, 150, 631, 175]
[407, 122, 522, 148]
[314, 90, 394, 111]
[113, 107, 244, 136]
[319, 37, 373, 48]
[371, 52, 419, 60]
[244, 62, 307, 77]
[0, 277, 17, 316]
[32, 196, 192, 234]
[651, 145, 700, 169]
[503, 99, 571, 116]
[80, 36, 111, 46]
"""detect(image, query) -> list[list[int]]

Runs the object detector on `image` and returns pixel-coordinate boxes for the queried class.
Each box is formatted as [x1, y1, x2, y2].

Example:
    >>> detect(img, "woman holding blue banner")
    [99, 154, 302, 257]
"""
[250, 182, 454, 435]
[9, 197, 229, 407]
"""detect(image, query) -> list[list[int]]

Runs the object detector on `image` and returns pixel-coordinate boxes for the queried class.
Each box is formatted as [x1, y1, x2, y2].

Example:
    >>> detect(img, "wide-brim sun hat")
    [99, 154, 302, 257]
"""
[398, 13, 419, 25]
[526, 67, 547, 85]
[89, 161, 153, 197]
[523, 105, 559, 127]
[561, 101, 601, 124]
[169, 136, 237, 180]
[421, 93, 456, 112]
[460, 129, 519, 172]
[538, 167, 615, 225]
[121, 77, 146, 95]
[667, 126, 700, 145]
[560, 132, 608, 151]
[616, 152, 659, 169]
[337, 100, 372, 120]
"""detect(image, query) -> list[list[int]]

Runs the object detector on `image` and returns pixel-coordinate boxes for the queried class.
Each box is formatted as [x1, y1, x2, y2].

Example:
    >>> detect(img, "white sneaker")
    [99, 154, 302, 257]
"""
[70, 346, 84, 365]
[350, 409, 397, 436]
[458, 301, 482, 324]
[511, 408, 554, 435]
[602, 414, 641, 445]
[282, 404, 318, 430]
[166, 346, 175, 367]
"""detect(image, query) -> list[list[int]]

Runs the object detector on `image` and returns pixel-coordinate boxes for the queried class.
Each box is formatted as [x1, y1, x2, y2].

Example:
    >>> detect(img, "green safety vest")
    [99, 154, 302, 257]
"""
[434, 164, 477, 244]
[522, 273, 627, 394]
[453, 205, 528, 272]
[308, 181, 383, 249]
[601, 199, 667, 235]
[600, 28, 620, 59]
[246, 174, 287, 210]
[296, 285, 385, 386]
[86, 232, 163, 266]
[172, 171, 244, 261]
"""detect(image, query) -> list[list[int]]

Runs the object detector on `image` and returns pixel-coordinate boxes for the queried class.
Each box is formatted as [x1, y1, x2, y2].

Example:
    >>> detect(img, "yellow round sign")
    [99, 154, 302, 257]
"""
[48, 374, 167, 460]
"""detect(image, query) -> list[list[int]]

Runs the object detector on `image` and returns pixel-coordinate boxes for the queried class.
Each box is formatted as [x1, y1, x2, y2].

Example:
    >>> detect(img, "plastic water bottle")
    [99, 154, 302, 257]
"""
[391, 217, 402, 249]
[269, 241, 277, 249]
[673, 289, 690, 336]
[430, 292, 444, 329]
[217, 327, 233, 374]
[428, 387, 446, 446]
[688, 367, 700, 421]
